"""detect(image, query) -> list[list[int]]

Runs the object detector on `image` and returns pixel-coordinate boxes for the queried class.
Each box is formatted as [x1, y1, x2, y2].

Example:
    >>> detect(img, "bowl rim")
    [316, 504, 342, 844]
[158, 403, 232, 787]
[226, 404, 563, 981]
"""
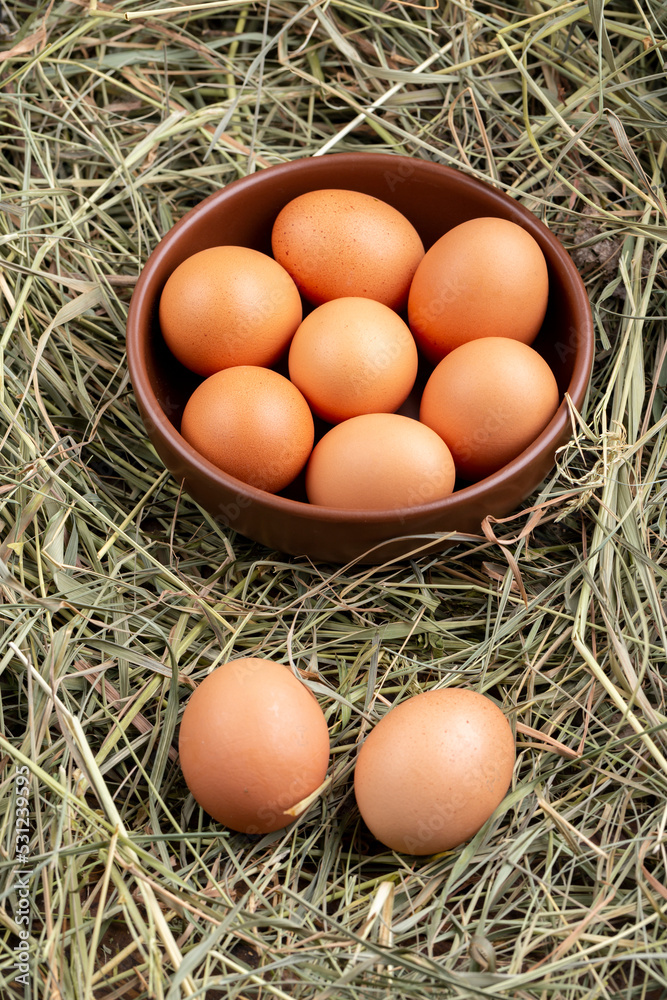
[127, 151, 595, 526]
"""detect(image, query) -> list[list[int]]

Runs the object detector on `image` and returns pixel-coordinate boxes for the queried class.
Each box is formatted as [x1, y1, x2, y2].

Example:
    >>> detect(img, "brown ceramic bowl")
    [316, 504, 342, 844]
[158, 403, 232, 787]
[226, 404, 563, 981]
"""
[126, 153, 594, 564]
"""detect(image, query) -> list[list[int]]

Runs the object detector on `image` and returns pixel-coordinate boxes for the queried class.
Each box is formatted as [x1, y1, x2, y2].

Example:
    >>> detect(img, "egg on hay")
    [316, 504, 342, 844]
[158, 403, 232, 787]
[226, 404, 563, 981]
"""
[354, 688, 516, 855]
[178, 658, 330, 835]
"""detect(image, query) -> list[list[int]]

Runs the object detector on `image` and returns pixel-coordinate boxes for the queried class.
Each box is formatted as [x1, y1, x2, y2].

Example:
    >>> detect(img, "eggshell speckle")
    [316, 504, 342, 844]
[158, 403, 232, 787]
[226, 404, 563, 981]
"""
[180, 366, 314, 493]
[272, 189, 425, 309]
[159, 245, 302, 376]
[288, 297, 418, 423]
[305, 412, 455, 510]
[419, 338, 560, 482]
[408, 217, 549, 363]
[354, 688, 515, 855]
[179, 658, 330, 834]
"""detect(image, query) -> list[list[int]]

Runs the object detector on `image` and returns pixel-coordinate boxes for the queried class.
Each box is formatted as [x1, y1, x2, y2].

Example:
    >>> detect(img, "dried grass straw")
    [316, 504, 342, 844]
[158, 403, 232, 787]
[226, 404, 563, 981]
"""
[0, 0, 666, 997]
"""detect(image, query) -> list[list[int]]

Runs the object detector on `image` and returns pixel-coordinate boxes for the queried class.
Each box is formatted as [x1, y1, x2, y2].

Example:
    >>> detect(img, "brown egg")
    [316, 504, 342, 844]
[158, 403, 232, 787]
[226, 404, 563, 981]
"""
[180, 366, 314, 493]
[354, 688, 515, 855]
[419, 338, 560, 482]
[408, 217, 549, 363]
[288, 298, 418, 424]
[159, 245, 302, 376]
[305, 412, 455, 510]
[179, 658, 330, 834]
[271, 189, 425, 309]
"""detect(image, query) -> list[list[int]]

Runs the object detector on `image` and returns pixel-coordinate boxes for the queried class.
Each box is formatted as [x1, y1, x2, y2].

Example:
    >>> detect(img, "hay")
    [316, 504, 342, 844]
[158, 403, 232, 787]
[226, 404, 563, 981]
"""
[0, 0, 666, 997]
